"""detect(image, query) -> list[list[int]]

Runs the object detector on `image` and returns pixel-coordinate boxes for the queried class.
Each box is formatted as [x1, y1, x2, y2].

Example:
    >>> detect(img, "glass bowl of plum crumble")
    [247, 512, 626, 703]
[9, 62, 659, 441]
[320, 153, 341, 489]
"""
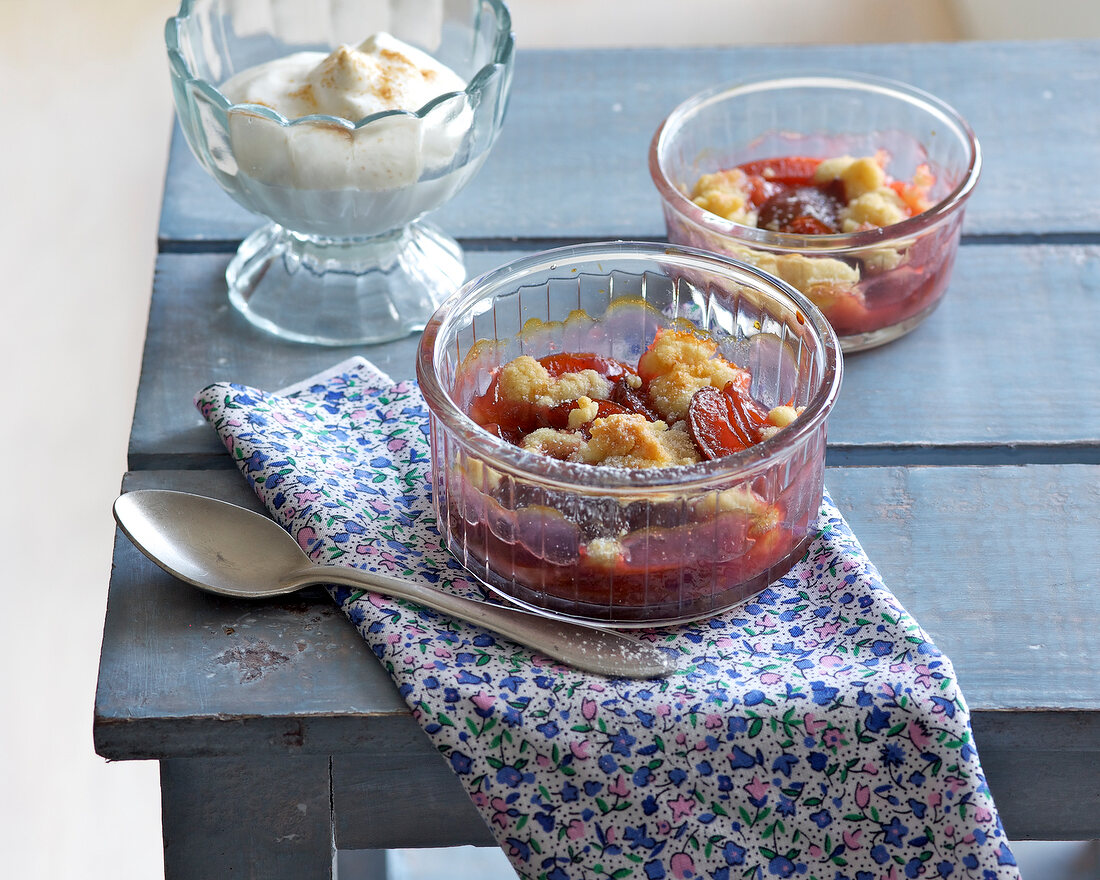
[650, 73, 981, 352]
[416, 242, 842, 626]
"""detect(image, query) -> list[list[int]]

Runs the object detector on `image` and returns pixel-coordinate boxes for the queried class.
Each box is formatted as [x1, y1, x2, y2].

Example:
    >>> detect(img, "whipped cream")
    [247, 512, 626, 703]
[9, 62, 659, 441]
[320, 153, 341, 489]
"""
[221, 32, 471, 192]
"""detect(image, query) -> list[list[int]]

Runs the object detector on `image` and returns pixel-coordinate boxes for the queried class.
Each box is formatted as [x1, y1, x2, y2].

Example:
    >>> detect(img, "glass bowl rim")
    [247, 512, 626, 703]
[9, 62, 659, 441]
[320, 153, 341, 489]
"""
[415, 240, 843, 495]
[165, 0, 515, 131]
[649, 71, 982, 252]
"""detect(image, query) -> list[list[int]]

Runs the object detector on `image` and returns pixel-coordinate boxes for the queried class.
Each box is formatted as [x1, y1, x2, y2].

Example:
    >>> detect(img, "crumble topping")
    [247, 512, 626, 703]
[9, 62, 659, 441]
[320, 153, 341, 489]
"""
[638, 329, 751, 421]
[693, 153, 919, 235]
[691, 168, 757, 226]
[470, 328, 800, 470]
[580, 415, 702, 468]
[522, 427, 586, 460]
[498, 356, 612, 407]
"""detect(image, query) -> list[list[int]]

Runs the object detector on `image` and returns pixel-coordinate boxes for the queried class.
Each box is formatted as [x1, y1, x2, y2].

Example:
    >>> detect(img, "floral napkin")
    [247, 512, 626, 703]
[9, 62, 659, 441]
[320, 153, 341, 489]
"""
[197, 357, 1019, 880]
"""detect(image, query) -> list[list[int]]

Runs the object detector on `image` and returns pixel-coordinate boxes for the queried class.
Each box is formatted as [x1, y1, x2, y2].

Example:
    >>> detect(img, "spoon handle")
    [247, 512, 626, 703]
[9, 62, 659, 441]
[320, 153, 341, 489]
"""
[307, 565, 673, 679]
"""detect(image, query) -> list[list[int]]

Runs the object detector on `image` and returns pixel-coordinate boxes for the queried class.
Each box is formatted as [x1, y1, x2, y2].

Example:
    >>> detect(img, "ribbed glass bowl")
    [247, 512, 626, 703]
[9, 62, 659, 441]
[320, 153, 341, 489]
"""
[650, 73, 981, 352]
[416, 242, 843, 626]
[166, 0, 514, 345]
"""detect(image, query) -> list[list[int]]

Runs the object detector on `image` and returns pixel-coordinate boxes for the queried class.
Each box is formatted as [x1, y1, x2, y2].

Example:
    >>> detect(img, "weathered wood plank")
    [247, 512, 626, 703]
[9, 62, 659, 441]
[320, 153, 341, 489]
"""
[332, 754, 496, 849]
[93, 465, 1099, 725]
[828, 242, 1100, 463]
[159, 42, 1100, 246]
[127, 248, 510, 470]
[328, 713, 1100, 846]
[828, 464, 1100, 711]
[160, 755, 334, 879]
[94, 465, 1100, 840]
[127, 244, 1100, 470]
[969, 713, 1100, 841]
[93, 470, 418, 762]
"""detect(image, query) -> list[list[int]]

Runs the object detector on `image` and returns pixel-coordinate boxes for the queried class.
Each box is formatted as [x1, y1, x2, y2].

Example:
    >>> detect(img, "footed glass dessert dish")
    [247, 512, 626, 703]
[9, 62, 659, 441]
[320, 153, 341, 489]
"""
[166, 0, 514, 345]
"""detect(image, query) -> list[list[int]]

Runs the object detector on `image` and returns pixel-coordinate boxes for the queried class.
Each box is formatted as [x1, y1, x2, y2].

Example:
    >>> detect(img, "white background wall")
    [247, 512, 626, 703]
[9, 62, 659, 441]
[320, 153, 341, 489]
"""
[2, 1, 1098, 877]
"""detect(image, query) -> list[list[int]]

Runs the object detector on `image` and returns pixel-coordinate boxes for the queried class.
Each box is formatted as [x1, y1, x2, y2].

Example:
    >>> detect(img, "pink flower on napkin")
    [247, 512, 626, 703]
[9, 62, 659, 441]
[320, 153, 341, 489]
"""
[907, 719, 932, 749]
[743, 776, 769, 803]
[295, 526, 317, 554]
[569, 740, 591, 759]
[668, 795, 696, 821]
[670, 852, 696, 879]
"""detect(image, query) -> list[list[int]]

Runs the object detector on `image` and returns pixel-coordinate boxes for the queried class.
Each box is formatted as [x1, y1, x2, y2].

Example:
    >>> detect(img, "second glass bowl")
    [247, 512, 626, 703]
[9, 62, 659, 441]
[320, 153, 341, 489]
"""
[417, 242, 842, 626]
[650, 73, 981, 352]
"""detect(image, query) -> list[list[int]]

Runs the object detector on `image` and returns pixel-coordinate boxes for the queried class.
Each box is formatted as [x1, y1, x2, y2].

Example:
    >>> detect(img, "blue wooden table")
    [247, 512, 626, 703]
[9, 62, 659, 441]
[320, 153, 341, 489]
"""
[95, 41, 1100, 878]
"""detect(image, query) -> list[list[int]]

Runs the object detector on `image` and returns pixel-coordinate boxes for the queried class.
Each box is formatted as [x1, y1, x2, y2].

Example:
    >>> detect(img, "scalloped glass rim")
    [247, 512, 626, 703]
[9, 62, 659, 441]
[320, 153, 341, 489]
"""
[416, 241, 843, 495]
[165, 0, 515, 131]
[650, 71, 982, 253]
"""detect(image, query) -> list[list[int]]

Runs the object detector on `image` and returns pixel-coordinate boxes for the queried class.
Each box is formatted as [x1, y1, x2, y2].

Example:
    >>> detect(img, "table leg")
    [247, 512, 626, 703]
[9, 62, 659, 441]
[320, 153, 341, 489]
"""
[160, 755, 334, 880]
[336, 849, 388, 879]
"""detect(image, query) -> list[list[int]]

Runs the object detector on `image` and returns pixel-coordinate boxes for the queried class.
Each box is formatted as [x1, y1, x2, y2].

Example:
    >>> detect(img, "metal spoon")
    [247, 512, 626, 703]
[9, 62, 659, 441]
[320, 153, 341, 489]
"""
[113, 489, 673, 679]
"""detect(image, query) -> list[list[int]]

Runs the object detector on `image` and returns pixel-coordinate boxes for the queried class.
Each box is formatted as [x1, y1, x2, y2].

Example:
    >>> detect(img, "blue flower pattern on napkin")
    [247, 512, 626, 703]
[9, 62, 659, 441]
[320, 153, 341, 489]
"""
[196, 357, 1018, 880]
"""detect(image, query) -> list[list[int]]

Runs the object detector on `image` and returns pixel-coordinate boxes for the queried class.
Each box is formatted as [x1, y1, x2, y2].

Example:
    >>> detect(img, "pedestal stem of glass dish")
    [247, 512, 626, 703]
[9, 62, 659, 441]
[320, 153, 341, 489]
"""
[225, 221, 466, 346]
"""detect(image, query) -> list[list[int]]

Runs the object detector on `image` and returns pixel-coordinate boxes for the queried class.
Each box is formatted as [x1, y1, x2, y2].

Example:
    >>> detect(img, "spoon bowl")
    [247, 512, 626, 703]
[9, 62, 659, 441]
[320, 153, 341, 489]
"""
[114, 489, 319, 599]
[113, 489, 674, 679]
